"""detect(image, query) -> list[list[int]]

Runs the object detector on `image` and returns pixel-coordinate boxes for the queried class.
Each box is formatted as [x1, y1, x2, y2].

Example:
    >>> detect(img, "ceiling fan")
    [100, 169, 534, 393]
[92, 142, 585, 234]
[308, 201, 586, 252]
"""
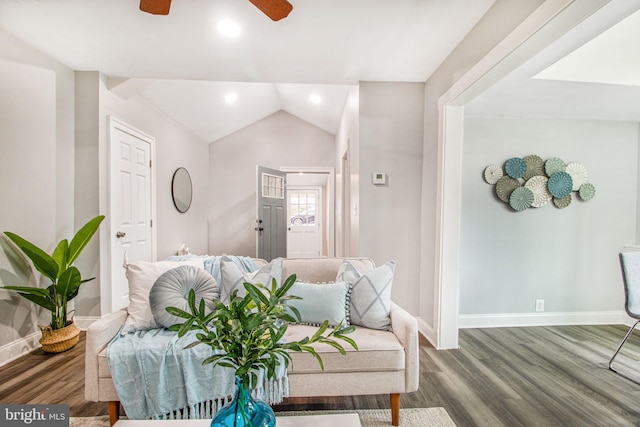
[139, 0, 293, 21]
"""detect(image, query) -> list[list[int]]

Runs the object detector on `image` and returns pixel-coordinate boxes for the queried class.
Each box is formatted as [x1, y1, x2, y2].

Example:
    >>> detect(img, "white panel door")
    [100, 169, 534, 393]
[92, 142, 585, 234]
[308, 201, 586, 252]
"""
[110, 119, 154, 312]
[287, 187, 322, 258]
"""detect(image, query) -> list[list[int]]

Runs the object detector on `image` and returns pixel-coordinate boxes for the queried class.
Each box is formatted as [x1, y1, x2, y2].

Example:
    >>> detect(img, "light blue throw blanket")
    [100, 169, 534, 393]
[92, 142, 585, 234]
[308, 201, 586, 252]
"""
[108, 329, 288, 420]
[107, 255, 288, 420]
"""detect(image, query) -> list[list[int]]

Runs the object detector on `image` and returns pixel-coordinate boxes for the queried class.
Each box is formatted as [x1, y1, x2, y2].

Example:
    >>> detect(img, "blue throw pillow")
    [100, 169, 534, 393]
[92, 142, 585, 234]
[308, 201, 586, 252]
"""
[285, 281, 351, 327]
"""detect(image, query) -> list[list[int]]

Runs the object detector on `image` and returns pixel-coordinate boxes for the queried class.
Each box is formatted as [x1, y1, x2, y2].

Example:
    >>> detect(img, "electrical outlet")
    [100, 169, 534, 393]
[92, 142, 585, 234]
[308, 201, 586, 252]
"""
[535, 299, 545, 312]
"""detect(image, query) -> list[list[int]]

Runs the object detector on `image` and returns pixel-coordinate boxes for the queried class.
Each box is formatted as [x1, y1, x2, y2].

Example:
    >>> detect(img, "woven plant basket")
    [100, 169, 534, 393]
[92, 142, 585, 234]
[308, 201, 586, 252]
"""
[39, 318, 80, 353]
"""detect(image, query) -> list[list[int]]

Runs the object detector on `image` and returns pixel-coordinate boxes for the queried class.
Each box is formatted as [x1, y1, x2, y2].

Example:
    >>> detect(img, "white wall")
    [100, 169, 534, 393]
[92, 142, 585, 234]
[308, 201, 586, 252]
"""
[460, 117, 638, 323]
[0, 30, 76, 362]
[358, 82, 424, 314]
[209, 110, 335, 257]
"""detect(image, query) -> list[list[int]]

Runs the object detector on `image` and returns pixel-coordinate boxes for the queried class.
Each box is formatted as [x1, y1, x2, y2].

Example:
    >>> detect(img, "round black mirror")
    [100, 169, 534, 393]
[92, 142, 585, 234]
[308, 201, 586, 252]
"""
[171, 167, 192, 213]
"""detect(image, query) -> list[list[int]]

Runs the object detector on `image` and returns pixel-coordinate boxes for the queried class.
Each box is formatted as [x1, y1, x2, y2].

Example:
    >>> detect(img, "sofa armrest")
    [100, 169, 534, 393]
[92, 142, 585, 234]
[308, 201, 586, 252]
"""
[390, 302, 419, 393]
[84, 309, 128, 401]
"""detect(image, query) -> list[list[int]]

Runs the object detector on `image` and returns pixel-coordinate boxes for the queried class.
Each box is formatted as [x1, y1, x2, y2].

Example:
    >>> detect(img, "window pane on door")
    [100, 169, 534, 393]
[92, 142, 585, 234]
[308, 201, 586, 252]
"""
[290, 191, 316, 226]
[262, 173, 284, 199]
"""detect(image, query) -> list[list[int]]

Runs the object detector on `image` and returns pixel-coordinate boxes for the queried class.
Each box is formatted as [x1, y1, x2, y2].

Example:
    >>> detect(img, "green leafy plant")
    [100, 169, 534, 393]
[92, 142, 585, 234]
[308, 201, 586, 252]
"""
[168, 273, 358, 390]
[1, 215, 105, 330]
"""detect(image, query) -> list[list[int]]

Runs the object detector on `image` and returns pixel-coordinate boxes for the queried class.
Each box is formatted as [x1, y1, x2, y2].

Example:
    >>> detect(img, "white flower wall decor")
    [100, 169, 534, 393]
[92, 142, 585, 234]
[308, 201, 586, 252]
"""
[483, 156, 596, 212]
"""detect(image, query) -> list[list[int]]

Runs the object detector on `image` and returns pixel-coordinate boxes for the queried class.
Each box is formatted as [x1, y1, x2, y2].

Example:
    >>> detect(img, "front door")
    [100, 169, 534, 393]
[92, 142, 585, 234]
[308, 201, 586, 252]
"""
[256, 166, 287, 261]
[109, 118, 154, 312]
[287, 187, 322, 258]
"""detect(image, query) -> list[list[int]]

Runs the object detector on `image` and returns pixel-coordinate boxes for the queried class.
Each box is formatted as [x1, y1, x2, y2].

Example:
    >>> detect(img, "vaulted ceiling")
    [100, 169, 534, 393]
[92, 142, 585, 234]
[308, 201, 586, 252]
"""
[0, 0, 495, 142]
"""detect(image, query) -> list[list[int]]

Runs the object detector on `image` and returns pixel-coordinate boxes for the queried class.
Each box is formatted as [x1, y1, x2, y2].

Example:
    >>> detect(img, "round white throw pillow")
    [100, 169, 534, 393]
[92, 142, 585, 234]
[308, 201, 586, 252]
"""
[149, 265, 219, 328]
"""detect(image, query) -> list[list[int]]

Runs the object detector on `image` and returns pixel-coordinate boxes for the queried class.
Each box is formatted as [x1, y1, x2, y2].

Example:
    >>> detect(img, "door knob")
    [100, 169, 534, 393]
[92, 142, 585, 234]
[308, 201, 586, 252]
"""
[255, 227, 264, 232]
[116, 231, 126, 238]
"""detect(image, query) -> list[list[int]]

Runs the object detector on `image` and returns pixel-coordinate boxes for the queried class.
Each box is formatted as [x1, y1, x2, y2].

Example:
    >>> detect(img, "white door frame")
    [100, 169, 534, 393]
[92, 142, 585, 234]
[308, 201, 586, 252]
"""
[280, 167, 335, 257]
[341, 149, 350, 258]
[99, 116, 157, 315]
[430, 0, 611, 349]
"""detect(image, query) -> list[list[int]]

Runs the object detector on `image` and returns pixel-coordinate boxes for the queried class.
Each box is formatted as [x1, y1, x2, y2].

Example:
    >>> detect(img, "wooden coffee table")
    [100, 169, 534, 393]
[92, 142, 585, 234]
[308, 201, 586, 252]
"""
[114, 413, 361, 426]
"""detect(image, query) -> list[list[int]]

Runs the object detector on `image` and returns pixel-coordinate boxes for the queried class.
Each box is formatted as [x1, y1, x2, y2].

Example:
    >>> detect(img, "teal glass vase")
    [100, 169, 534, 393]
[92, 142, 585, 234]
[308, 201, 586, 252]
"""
[210, 376, 275, 427]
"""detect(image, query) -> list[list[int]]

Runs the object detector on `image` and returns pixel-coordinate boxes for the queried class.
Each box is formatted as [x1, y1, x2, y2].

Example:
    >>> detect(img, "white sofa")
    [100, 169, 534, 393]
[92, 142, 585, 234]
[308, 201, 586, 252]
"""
[85, 257, 419, 426]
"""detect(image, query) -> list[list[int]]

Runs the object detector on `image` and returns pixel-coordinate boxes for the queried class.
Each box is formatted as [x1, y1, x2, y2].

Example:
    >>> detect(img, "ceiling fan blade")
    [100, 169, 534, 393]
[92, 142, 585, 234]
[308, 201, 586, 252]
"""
[249, 0, 293, 21]
[140, 0, 172, 15]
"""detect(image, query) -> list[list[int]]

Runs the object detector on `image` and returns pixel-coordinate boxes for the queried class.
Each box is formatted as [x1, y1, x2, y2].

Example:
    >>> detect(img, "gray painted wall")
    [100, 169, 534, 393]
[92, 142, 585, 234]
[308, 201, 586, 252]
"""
[419, 0, 546, 331]
[0, 60, 57, 348]
[359, 82, 425, 315]
[0, 29, 76, 359]
[73, 72, 211, 318]
[208, 110, 335, 257]
[460, 116, 638, 316]
[0, 50, 209, 357]
[98, 77, 210, 261]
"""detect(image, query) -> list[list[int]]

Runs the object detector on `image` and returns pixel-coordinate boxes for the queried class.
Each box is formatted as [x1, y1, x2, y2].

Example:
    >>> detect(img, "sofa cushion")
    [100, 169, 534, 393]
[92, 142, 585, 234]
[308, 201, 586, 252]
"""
[149, 265, 219, 328]
[98, 325, 405, 378]
[285, 324, 404, 373]
[337, 260, 396, 331]
[122, 259, 204, 334]
[98, 347, 110, 378]
[281, 257, 375, 284]
[219, 256, 282, 304]
[286, 281, 350, 327]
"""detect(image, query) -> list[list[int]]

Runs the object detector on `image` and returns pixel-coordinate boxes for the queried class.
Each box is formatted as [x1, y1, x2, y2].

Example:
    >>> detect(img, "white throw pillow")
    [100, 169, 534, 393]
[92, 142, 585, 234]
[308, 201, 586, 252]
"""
[336, 260, 396, 331]
[121, 259, 204, 334]
[219, 256, 282, 304]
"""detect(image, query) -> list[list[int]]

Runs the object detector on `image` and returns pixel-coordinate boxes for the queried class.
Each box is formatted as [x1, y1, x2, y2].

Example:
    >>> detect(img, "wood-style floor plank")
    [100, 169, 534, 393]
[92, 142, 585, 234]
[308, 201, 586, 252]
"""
[2, 326, 640, 426]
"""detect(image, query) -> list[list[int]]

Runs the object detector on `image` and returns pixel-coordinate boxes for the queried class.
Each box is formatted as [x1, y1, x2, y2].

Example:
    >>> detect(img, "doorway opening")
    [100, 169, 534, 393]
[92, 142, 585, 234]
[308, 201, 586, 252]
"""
[281, 167, 335, 258]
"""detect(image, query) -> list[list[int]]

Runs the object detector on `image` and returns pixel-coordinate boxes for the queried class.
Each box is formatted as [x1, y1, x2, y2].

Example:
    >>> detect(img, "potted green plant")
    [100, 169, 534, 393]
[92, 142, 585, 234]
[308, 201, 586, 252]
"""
[168, 273, 357, 427]
[1, 215, 105, 353]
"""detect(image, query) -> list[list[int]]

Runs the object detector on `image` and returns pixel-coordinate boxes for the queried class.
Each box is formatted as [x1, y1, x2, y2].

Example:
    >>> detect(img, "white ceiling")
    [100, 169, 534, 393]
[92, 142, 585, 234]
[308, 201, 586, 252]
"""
[0, 0, 495, 142]
[466, 1, 640, 122]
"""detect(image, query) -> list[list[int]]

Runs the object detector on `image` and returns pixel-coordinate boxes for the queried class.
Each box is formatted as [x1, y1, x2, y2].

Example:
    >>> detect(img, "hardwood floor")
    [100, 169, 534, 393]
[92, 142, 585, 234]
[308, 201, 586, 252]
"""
[2, 325, 640, 426]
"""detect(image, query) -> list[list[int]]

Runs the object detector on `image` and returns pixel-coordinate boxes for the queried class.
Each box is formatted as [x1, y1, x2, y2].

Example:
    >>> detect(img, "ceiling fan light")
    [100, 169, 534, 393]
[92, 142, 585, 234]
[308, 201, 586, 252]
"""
[217, 20, 242, 37]
[310, 94, 322, 104]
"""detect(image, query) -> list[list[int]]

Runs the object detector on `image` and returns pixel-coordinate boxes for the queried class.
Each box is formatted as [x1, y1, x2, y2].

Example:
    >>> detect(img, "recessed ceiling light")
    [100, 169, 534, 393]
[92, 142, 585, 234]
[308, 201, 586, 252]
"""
[310, 94, 322, 104]
[217, 20, 241, 37]
[224, 92, 238, 104]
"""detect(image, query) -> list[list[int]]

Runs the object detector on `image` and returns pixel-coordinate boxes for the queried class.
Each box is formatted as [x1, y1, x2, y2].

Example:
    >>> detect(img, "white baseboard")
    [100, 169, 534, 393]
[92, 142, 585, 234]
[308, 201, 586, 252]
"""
[0, 316, 103, 367]
[458, 310, 628, 329]
[0, 331, 41, 368]
[417, 317, 437, 347]
[75, 316, 101, 330]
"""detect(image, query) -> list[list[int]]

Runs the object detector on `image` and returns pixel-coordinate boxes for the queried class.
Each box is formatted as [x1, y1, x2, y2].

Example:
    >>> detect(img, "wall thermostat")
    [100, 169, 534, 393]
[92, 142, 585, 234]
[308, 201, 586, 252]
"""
[372, 172, 387, 185]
